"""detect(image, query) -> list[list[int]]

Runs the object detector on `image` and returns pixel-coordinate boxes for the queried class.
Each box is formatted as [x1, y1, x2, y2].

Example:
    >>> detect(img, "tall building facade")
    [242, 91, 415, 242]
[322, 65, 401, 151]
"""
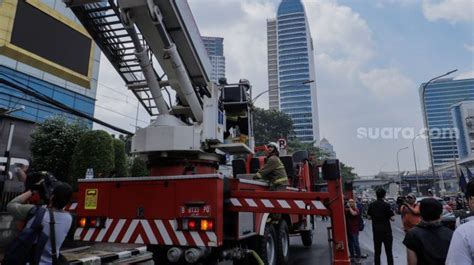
[420, 78, 474, 165]
[267, 0, 320, 144]
[267, 19, 279, 110]
[201, 36, 225, 83]
[320, 138, 336, 159]
[0, 0, 100, 125]
[450, 100, 474, 159]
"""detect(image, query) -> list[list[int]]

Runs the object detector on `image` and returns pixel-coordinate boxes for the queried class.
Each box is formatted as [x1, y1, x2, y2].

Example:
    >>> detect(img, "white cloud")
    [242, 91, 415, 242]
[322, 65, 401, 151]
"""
[422, 0, 474, 23]
[465, 43, 474, 53]
[304, 0, 375, 63]
[454, 71, 474, 80]
[360, 68, 416, 98]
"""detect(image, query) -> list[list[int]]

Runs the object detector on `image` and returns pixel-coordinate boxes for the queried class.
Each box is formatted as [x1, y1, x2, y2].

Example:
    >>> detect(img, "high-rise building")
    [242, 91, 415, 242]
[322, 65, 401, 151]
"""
[267, 0, 320, 144]
[0, 0, 100, 164]
[267, 19, 279, 110]
[320, 138, 336, 159]
[450, 100, 474, 159]
[420, 78, 474, 165]
[202, 36, 225, 83]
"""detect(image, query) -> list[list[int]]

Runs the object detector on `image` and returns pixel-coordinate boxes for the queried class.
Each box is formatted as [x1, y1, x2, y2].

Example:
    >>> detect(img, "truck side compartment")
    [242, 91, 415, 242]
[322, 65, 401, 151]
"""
[73, 175, 224, 248]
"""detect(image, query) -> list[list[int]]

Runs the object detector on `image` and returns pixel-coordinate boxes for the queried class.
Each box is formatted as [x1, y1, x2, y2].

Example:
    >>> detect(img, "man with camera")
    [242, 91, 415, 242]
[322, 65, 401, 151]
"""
[400, 193, 421, 233]
[6, 173, 73, 264]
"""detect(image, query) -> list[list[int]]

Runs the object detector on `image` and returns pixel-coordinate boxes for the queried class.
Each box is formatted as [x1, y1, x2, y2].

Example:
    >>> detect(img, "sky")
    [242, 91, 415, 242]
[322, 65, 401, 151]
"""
[93, 0, 474, 176]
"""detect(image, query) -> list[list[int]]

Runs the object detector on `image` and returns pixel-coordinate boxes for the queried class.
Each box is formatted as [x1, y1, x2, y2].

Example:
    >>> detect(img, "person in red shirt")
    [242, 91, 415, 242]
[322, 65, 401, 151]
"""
[400, 194, 421, 232]
[346, 198, 361, 263]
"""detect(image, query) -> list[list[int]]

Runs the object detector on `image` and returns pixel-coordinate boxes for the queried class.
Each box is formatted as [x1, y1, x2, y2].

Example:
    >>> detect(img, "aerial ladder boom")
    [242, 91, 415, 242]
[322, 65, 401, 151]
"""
[65, 0, 251, 171]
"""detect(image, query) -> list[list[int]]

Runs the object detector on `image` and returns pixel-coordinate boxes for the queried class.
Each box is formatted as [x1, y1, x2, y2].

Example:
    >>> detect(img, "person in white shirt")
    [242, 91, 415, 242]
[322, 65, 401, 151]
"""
[446, 180, 474, 265]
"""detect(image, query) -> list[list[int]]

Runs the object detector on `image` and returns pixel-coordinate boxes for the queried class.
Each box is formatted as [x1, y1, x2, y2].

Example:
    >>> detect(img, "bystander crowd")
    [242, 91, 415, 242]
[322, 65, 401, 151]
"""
[400, 193, 421, 233]
[446, 180, 474, 265]
[402, 198, 453, 265]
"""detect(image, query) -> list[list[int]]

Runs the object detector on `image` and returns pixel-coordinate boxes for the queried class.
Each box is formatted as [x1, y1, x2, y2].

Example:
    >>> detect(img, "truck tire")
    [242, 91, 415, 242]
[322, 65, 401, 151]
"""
[276, 220, 290, 265]
[300, 230, 313, 247]
[256, 224, 277, 265]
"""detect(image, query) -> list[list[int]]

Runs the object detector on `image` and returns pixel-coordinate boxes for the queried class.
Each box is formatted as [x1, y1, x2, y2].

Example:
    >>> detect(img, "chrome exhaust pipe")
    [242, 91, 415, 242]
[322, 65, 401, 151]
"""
[167, 247, 183, 263]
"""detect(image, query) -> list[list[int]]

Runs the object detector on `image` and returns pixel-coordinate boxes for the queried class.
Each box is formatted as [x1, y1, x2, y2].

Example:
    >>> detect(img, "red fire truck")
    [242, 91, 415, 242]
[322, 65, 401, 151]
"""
[64, 0, 350, 264]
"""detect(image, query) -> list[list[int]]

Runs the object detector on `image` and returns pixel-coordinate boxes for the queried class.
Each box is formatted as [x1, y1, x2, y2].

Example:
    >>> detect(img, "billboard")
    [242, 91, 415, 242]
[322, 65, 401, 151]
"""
[0, 0, 94, 88]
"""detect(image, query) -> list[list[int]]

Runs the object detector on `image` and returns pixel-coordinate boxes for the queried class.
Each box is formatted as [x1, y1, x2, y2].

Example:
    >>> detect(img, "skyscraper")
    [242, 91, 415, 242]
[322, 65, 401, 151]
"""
[320, 138, 337, 159]
[202, 36, 226, 83]
[450, 100, 474, 160]
[267, 0, 320, 144]
[420, 78, 474, 165]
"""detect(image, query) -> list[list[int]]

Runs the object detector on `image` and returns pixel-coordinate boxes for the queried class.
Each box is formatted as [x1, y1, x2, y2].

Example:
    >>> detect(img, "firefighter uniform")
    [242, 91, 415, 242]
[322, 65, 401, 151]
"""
[255, 155, 288, 190]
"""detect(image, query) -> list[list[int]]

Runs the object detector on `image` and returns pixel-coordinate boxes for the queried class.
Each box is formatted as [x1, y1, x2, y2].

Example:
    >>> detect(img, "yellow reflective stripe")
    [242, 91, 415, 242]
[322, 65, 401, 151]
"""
[276, 166, 285, 170]
[274, 177, 288, 184]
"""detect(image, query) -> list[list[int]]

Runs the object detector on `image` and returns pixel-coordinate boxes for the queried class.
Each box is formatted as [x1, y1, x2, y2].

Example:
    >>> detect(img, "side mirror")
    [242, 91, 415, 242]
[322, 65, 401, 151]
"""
[322, 159, 341, 180]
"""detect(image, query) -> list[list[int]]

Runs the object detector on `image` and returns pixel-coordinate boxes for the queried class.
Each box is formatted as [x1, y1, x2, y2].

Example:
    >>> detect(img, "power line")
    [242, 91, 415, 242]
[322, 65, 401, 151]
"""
[94, 104, 149, 124]
[0, 74, 133, 135]
[97, 81, 133, 98]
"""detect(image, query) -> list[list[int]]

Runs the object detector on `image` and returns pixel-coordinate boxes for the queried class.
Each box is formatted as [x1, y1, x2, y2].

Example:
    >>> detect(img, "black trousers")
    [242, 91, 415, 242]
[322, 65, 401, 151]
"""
[373, 230, 393, 265]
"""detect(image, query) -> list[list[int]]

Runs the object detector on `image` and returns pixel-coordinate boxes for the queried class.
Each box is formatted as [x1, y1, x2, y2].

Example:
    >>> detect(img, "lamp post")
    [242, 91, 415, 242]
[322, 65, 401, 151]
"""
[397, 146, 409, 195]
[252, 80, 315, 104]
[411, 131, 424, 195]
[421, 69, 458, 195]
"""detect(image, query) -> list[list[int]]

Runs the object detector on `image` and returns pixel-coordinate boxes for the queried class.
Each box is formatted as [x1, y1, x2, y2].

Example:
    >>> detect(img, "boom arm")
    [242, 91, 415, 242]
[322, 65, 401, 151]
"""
[65, 0, 212, 122]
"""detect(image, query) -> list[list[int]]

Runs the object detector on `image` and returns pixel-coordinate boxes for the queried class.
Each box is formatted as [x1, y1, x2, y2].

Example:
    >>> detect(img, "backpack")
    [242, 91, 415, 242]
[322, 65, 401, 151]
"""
[2, 207, 48, 265]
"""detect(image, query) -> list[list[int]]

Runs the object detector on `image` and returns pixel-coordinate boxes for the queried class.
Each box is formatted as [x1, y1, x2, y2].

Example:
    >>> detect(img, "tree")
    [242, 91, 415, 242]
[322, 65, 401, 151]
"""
[71, 130, 115, 181]
[30, 116, 88, 183]
[340, 162, 357, 182]
[253, 108, 294, 146]
[130, 157, 148, 177]
[113, 138, 127, 177]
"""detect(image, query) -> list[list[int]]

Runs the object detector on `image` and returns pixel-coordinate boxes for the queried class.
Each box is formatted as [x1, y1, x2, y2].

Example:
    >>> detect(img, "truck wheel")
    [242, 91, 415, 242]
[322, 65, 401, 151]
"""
[147, 245, 173, 265]
[276, 220, 290, 265]
[300, 230, 313, 247]
[256, 224, 277, 265]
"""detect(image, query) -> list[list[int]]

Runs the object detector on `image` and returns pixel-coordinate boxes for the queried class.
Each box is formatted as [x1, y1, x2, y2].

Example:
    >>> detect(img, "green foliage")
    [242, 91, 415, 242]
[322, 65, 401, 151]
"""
[30, 116, 88, 183]
[130, 157, 148, 177]
[71, 130, 115, 181]
[113, 138, 127, 177]
[340, 162, 357, 182]
[253, 108, 294, 146]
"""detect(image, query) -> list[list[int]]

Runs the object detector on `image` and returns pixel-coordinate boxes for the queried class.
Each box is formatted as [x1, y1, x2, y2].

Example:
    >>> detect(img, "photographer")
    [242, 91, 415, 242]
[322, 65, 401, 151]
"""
[400, 193, 421, 232]
[6, 175, 73, 265]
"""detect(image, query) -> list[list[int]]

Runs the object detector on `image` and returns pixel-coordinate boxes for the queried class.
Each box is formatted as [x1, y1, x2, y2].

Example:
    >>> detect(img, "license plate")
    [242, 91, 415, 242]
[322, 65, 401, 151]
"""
[179, 205, 211, 217]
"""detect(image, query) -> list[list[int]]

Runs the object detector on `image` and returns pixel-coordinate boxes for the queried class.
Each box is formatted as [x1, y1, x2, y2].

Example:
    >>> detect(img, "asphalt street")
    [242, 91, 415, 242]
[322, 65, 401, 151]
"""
[289, 216, 407, 265]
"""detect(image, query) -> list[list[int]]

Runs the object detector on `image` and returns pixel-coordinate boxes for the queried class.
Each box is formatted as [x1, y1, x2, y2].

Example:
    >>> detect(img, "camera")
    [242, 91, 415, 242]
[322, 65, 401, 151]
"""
[26, 171, 61, 203]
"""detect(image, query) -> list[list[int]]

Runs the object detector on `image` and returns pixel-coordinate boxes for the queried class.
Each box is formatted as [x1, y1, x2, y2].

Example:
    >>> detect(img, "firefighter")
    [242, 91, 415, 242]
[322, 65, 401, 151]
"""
[254, 142, 289, 190]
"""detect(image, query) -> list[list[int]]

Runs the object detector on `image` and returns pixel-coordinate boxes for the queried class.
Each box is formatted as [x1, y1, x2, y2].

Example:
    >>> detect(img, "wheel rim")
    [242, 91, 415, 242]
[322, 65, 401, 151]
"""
[282, 229, 289, 257]
[267, 232, 276, 265]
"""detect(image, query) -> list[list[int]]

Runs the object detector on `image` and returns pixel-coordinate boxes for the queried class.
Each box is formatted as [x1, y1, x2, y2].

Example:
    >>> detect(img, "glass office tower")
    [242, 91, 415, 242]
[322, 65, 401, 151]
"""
[268, 0, 320, 144]
[421, 78, 474, 165]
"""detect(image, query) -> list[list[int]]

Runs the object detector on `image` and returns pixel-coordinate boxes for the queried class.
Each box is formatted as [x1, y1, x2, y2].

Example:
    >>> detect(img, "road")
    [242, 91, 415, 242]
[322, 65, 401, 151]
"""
[289, 216, 407, 265]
